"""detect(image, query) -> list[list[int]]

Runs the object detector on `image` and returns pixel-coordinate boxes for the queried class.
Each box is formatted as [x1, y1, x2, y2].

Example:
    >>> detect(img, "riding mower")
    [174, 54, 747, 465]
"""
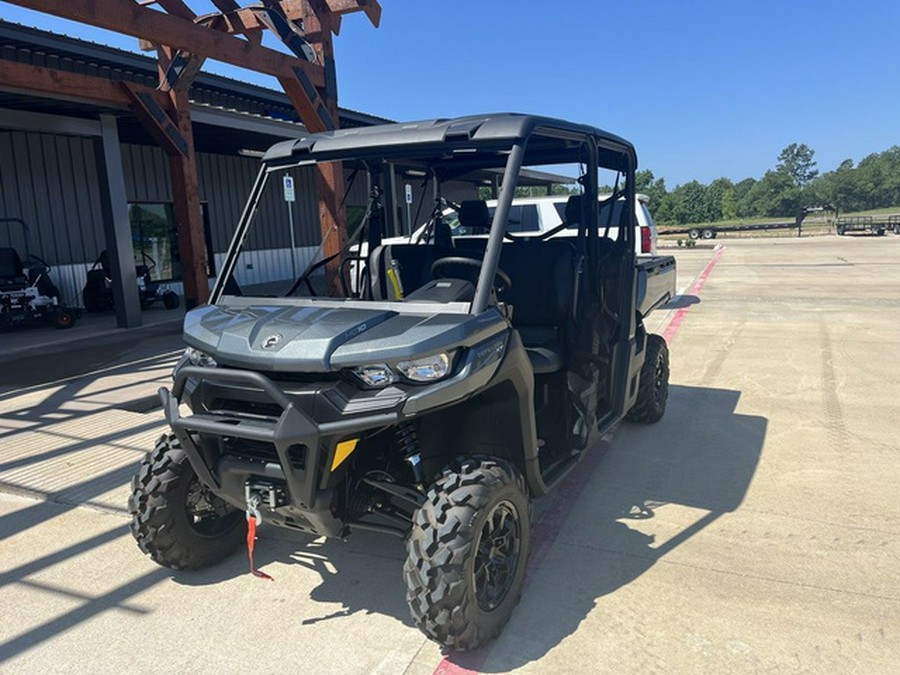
[0, 218, 78, 330]
[82, 250, 181, 313]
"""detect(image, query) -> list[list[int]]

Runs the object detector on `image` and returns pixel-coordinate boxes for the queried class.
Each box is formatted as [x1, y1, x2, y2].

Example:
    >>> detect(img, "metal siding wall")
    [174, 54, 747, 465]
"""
[4, 132, 487, 306]
[193, 152, 323, 254]
[121, 143, 173, 202]
[0, 131, 104, 265]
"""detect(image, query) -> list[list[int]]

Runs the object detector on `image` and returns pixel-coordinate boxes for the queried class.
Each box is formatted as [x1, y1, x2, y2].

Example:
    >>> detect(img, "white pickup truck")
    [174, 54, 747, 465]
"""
[392, 193, 659, 256]
[348, 193, 670, 315]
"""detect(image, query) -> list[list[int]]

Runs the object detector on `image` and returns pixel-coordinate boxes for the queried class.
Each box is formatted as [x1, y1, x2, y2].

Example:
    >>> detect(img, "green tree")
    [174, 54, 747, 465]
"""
[734, 177, 758, 217]
[777, 143, 818, 187]
[721, 186, 738, 220]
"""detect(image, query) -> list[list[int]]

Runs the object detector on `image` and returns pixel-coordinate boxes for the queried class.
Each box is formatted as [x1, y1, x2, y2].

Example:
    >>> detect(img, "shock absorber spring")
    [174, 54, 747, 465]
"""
[395, 422, 425, 485]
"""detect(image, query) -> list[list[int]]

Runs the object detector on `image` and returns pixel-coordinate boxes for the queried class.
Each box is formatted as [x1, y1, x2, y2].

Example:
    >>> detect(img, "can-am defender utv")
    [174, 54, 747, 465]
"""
[129, 114, 675, 650]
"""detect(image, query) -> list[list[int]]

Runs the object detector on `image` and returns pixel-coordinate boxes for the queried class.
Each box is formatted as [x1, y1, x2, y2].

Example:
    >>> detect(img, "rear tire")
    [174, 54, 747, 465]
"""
[688, 228, 701, 240]
[129, 433, 244, 570]
[54, 309, 75, 329]
[404, 456, 532, 651]
[163, 291, 181, 310]
[701, 228, 715, 240]
[627, 334, 669, 423]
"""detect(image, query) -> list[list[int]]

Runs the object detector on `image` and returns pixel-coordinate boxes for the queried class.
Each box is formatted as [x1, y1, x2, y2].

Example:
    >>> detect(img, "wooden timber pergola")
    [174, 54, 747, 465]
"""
[2, 0, 381, 311]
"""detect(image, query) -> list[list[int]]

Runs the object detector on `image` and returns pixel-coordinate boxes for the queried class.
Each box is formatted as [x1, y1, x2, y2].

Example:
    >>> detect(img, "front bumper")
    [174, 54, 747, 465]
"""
[161, 366, 400, 537]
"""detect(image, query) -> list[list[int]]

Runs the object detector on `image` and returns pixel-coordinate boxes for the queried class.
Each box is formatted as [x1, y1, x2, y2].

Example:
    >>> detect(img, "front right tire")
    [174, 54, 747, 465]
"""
[404, 456, 532, 651]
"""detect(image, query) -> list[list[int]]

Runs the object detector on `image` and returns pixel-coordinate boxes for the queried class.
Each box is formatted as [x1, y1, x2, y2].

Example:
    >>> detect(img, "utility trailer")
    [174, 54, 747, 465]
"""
[835, 216, 886, 236]
[660, 221, 799, 240]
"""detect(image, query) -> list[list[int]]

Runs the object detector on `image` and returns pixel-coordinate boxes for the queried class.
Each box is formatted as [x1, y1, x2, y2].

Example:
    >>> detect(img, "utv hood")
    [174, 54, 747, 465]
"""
[183, 301, 502, 372]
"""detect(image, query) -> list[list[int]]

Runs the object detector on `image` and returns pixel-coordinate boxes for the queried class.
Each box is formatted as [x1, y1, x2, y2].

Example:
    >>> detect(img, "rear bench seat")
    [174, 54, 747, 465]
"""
[497, 240, 578, 374]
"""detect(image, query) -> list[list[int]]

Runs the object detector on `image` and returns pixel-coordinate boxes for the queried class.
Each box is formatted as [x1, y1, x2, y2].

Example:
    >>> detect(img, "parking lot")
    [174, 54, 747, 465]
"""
[1, 235, 898, 673]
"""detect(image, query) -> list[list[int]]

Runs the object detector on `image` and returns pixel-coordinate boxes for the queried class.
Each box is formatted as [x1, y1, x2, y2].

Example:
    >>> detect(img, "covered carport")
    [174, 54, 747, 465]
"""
[0, 16, 386, 329]
[1, 0, 382, 327]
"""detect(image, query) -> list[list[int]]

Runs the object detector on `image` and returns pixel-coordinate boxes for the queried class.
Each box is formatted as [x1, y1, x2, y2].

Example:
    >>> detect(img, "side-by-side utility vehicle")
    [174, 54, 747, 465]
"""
[129, 114, 676, 650]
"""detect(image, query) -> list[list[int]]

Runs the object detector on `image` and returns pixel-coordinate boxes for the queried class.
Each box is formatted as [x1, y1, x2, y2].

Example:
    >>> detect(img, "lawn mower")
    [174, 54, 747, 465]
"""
[0, 218, 78, 330]
[82, 249, 181, 312]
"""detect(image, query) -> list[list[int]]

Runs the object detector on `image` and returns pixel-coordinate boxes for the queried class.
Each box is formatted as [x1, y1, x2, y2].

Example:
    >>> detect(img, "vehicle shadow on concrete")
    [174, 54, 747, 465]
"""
[170, 382, 766, 664]
[663, 294, 700, 310]
[27, 381, 757, 670]
[446, 383, 767, 671]
[171, 525, 413, 628]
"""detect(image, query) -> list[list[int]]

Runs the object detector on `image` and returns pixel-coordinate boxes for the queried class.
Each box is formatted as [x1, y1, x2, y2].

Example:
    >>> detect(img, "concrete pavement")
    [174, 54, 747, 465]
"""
[1, 236, 899, 673]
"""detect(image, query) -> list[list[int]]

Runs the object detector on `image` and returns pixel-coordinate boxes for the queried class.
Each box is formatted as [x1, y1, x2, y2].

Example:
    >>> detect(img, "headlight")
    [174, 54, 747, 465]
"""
[186, 347, 217, 368]
[396, 353, 452, 383]
[351, 363, 397, 388]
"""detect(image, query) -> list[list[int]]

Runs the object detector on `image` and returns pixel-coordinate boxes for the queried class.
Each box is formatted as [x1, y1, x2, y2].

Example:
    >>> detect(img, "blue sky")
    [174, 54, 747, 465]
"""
[2, 0, 897, 186]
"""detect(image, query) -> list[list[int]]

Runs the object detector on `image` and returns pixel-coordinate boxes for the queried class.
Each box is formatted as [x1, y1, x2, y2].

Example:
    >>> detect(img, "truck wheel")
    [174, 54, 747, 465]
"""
[701, 228, 715, 240]
[837, 227, 846, 236]
[405, 456, 532, 651]
[688, 228, 701, 240]
[627, 334, 669, 424]
[129, 433, 244, 570]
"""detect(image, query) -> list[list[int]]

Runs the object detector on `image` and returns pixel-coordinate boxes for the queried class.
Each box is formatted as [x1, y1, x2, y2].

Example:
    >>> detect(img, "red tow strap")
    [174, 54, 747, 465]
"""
[246, 516, 274, 581]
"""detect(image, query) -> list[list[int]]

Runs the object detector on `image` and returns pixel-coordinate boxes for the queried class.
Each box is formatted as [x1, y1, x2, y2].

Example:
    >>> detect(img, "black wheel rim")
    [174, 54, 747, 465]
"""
[184, 479, 239, 537]
[653, 355, 666, 404]
[473, 500, 521, 612]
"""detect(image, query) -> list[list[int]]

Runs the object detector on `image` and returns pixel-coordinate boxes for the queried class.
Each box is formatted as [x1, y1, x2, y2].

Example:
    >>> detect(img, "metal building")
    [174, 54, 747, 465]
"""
[0, 21, 558, 330]
[0, 21, 404, 314]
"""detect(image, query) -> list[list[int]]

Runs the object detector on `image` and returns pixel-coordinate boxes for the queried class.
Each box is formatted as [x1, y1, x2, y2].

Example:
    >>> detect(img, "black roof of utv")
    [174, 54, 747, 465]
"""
[262, 113, 637, 172]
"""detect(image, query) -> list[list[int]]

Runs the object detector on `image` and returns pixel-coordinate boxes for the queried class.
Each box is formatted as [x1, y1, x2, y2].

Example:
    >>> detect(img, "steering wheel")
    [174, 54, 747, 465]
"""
[431, 256, 512, 293]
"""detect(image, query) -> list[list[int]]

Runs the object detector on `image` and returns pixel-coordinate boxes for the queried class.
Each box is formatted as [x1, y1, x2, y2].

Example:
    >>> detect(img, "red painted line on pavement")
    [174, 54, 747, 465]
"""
[662, 245, 725, 344]
[434, 246, 725, 675]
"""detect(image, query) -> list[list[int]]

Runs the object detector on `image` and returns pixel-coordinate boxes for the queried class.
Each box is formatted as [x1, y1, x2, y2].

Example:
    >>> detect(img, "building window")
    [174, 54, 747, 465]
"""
[128, 202, 215, 281]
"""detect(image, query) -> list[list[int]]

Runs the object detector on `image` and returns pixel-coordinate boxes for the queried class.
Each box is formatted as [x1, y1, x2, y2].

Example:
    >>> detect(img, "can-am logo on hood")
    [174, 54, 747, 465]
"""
[262, 334, 282, 349]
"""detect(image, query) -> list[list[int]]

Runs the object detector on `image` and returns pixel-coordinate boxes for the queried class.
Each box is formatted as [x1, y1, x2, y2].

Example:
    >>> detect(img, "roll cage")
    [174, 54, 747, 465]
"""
[211, 113, 638, 316]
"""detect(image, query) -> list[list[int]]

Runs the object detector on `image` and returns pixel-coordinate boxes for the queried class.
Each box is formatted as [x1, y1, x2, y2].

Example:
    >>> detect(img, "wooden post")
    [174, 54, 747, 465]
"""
[163, 75, 209, 308]
[304, 3, 347, 296]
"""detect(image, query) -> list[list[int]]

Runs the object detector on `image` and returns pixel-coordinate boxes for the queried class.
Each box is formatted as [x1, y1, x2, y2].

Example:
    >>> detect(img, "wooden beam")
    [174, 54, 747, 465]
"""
[209, 0, 240, 11]
[197, 1, 378, 39]
[6, 0, 325, 87]
[278, 73, 330, 133]
[0, 59, 168, 109]
[324, 0, 381, 27]
[156, 44, 206, 92]
[120, 82, 188, 155]
[196, 1, 304, 38]
[153, 0, 196, 20]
